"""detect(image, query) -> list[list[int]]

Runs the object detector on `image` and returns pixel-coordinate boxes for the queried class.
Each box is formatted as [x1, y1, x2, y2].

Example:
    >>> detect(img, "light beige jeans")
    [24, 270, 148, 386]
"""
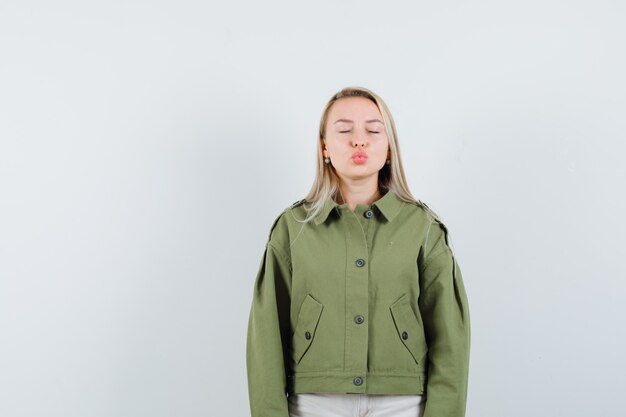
[288, 392, 426, 417]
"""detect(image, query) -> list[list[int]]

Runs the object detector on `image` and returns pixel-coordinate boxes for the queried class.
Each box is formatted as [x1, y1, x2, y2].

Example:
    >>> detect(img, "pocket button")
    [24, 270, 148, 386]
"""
[305, 331, 311, 340]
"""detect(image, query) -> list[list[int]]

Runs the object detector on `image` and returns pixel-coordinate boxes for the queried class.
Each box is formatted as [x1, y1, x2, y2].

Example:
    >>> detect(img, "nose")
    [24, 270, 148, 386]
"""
[352, 130, 367, 148]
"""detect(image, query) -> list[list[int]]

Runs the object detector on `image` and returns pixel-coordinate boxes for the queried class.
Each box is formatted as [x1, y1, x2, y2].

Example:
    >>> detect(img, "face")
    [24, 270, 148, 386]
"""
[323, 97, 390, 183]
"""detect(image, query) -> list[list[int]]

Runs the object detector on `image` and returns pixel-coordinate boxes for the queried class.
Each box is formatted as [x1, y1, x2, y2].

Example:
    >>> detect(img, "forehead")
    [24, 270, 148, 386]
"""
[328, 97, 381, 120]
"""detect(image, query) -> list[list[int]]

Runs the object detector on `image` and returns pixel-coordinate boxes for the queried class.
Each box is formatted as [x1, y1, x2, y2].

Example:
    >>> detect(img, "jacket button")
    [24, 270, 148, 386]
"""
[305, 331, 311, 340]
[364, 210, 374, 218]
[354, 315, 364, 324]
[353, 376, 363, 386]
[355, 258, 365, 267]
[402, 331, 408, 340]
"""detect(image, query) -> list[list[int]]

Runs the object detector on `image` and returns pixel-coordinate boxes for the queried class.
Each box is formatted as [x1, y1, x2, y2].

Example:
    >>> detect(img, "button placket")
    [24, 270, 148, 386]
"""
[342, 206, 370, 381]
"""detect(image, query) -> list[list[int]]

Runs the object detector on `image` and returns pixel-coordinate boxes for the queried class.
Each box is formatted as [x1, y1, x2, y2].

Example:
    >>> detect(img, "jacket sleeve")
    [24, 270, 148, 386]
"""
[418, 219, 471, 417]
[246, 217, 292, 417]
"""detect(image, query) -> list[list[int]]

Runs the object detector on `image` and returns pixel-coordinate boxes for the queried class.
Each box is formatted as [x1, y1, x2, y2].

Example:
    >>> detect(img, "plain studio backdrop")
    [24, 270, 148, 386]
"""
[1, 1, 624, 416]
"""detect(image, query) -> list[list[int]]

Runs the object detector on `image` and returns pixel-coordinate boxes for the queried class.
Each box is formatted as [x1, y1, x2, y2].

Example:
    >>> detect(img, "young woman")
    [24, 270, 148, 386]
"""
[246, 86, 471, 417]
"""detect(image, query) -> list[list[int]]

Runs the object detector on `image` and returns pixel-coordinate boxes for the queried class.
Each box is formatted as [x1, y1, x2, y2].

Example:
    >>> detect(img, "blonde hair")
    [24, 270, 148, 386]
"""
[296, 86, 434, 224]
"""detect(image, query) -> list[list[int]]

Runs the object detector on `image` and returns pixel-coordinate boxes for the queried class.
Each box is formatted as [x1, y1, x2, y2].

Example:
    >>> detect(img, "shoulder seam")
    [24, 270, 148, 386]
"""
[421, 245, 453, 271]
[267, 240, 292, 272]
[423, 220, 434, 256]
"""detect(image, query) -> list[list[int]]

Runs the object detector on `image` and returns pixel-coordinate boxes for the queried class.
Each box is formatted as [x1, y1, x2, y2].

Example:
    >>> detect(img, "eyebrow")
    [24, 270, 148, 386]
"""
[333, 118, 384, 125]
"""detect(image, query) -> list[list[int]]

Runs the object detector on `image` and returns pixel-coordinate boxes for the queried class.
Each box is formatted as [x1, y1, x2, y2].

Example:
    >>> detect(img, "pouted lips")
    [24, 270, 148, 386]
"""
[352, 151, 367, 164]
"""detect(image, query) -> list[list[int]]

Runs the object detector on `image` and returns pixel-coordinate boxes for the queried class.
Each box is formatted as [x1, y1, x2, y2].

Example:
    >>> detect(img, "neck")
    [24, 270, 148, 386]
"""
[337, 184, 382, 210]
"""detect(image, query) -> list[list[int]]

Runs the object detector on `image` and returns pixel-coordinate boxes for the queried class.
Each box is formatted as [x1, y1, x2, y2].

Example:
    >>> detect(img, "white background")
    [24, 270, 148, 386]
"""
[1, 1, 625, 416]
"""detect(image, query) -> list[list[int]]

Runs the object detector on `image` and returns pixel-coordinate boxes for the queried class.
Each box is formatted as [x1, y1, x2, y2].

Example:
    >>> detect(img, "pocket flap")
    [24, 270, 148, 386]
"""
[389, 293, 428, 364]
[292, 294, 324, 364]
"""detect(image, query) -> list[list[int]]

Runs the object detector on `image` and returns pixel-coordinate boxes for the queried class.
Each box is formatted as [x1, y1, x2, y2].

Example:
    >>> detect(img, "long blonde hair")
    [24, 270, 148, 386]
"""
[296, 86, 434, 224]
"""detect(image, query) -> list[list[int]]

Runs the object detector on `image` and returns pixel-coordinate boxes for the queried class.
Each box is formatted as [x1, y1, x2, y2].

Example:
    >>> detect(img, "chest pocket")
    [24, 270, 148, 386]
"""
[291, 294, 324, 365]
[390, 293, 429, 365]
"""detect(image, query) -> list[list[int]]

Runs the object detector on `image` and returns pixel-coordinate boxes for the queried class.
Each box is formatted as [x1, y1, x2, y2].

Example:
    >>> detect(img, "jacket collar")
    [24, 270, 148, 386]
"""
[314, 189, 403, 225]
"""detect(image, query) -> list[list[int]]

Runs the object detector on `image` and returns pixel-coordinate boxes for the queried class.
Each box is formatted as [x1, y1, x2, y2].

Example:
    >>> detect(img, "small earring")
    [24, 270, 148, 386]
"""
[324, 157, 331, 164]
[386, 159, 390, 165]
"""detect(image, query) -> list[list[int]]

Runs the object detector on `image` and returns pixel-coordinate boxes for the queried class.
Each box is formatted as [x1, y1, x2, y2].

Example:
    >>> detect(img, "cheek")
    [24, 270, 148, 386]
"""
[374, 138, 389, 152]
[327, 139, 351, 152]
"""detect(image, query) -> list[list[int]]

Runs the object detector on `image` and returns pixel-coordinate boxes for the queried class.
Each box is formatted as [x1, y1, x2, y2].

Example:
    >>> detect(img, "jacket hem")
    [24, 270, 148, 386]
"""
[286, 372, 425, 395]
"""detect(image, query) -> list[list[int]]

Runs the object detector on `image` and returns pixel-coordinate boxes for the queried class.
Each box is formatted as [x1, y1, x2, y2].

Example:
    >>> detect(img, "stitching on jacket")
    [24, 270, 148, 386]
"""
[420, 248, 457, 305]
[268, 241, 292, 272]
[289, 222, 306, 250]
[290, 371, 422, 377]
[423, 220, 433, 254]
[421, 246, 452, 271]
[287, 206, 308, 250]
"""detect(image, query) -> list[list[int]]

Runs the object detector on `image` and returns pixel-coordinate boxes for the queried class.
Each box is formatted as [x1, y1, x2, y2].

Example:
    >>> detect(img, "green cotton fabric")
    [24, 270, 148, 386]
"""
[246, 189, 471, 417]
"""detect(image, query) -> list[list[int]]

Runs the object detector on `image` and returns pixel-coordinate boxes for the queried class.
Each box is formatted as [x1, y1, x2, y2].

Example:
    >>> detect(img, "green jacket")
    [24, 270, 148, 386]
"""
[246, 189, 471, 417]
